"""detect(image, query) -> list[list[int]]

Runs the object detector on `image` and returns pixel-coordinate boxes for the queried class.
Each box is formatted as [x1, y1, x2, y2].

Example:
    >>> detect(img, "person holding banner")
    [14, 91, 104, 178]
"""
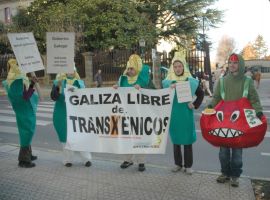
[162, 52, 204, 175]
[2, 58, 39, 168]
[206, 53, 264, 187]
[114, 54, 155, 172]
[51, 68, 92, 167]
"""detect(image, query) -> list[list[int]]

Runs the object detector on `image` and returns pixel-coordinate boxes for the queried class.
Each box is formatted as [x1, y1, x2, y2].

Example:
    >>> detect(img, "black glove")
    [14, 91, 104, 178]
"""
[29, 80, 35, 88]
[207, 105, 213, 109]
[256, 112, 264, 120]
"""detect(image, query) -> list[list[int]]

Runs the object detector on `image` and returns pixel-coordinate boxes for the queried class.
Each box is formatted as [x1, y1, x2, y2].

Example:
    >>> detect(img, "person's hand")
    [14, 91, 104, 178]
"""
[57, 80, 62, 87]
[188, 102, 195, 109]
[134, 84, 141, 90]
[67, 87, 75, 92]
[113, 85, 118, 89]
[170, 84, 176, 89]
[256, 112, 264, 120]
[31, 76, 38, 84]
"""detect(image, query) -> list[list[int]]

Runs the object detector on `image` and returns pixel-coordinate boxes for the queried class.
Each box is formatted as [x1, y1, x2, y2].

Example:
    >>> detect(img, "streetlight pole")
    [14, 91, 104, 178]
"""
[139, 38, 145, 61]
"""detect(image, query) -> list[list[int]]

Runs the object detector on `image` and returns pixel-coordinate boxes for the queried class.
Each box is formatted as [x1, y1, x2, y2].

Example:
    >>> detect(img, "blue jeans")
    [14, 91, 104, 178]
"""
[219, 147, 243, 178]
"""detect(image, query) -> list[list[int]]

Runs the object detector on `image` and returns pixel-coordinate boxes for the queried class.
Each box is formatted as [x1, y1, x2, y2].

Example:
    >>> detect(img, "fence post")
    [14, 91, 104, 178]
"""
[82, 52, 94, 87]
[41, 55, 50, 85]
[153, 54, 162, 89]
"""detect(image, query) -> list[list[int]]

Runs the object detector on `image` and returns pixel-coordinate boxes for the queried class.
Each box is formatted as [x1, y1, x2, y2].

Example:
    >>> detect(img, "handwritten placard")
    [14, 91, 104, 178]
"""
[8, 32, 44, 73]
[46, 32, 75, 74]
[244, 109, 262, 128]
[176, 81, 192, 103]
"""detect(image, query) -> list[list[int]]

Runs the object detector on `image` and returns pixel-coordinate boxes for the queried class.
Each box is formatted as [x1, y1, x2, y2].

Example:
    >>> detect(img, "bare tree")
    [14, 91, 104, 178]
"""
[216, 35, 236, 66]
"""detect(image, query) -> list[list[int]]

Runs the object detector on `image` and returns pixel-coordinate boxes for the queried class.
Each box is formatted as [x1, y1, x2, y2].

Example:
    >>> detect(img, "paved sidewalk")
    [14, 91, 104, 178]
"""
[0, 144, 255, 200]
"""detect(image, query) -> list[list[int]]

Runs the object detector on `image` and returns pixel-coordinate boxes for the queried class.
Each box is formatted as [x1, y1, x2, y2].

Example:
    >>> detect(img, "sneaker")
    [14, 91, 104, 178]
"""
[85, 161, 92, 167]
[185, 168, 193, 175]
[65, 163, 72, 167]
[171, 165, 183, 172]
[216, 174, 230, 183]
[231, 177, 239, 187]
[138, 163, 145, 172]
[120, 161, 133, 169]
[31, 155, 38, 161]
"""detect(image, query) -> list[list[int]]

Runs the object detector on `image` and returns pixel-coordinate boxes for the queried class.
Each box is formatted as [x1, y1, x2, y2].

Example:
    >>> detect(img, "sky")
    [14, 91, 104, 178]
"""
[208, 0, 270, 62]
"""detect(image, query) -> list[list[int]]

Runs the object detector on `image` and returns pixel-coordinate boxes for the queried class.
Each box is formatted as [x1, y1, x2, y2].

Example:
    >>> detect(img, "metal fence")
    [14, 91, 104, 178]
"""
[0, 48, 208, 84]
[0, 54, 15, 79]
[0, 54, 46, 79]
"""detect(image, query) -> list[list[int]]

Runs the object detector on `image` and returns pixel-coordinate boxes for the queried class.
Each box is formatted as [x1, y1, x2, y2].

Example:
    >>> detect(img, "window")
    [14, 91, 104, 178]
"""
[4, 7, 11, 23]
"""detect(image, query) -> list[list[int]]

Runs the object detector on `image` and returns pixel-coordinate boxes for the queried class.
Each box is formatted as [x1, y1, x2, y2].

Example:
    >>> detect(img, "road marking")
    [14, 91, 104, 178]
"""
[0, 116, 51, 126]
[7, 106, 53, 112]
[0, 110, 52, 118]
[265, 132, 270, 138]
[263, 110, 270, 113]
[38, 104, 54, 108]
[40, 101, 55, 105]
[0, 125, 17, 134]
[261, 152, 270, 156]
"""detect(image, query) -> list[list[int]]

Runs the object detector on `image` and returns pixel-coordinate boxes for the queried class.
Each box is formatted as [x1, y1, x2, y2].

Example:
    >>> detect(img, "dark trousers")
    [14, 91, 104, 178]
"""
[173, 144, 193, 168]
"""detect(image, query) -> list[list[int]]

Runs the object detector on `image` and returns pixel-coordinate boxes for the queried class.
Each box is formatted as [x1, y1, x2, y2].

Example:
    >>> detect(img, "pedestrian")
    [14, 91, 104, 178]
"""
[94, 69, 103, 87]
[201, 72, 213, 97]
[50, 67, 92, 167]
[162, 52, 204, 174]
[113, 54, 155, 172]
[253, 70, 261, 89]
[207, 53, 264, 187]
[2, 58, 38, 168]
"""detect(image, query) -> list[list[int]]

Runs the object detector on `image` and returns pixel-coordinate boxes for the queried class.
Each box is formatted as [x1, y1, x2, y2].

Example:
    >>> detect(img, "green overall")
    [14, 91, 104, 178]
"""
[2, 79, 39, 147]
[53, 79, 84, 142]
[162, 77, 199, 145]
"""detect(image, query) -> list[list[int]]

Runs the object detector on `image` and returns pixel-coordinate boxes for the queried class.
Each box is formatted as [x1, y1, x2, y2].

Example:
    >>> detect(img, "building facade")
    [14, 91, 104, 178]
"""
[0, 0, 33, 24]
[245, 59, 270, 78]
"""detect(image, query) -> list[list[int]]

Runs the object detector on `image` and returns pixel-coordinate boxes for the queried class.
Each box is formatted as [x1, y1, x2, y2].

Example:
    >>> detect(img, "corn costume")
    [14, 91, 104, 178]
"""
[51, 69, 92, 167]
[2, 59, 38, 168]
[162, 52, 204, 173]
[118, 54, 155, 172]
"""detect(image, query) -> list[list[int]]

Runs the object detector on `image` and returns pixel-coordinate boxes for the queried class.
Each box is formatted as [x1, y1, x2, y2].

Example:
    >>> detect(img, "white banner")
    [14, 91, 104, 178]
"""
[65, 87, 174, 154]
[7, 32, 44, 73]
[46, 32, 75, 74]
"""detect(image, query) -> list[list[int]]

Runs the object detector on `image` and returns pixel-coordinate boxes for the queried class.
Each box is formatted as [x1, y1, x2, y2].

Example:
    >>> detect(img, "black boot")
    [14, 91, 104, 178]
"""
[18, 147, 36, 168]
[29, 146, 37, 161]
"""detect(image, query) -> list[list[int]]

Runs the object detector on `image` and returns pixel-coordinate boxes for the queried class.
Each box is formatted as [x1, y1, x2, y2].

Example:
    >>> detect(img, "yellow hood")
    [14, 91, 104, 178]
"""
[6, 58, 29, 88]
[165, 51, 192, 81]
[124, 54, 143, 84]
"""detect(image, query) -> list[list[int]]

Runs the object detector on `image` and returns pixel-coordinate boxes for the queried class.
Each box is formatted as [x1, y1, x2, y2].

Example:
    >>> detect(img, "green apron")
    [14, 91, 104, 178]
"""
[2, 79, 39, 147]
[53, 79, 84, 142]
[162, 77, 199, 145]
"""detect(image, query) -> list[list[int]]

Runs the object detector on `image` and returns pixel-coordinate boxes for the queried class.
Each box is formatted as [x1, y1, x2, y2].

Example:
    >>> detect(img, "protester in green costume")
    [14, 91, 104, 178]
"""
[113, 54, 155, 172]
[51, 68, 92, 167]
[2, 59, 38, 168]
[162, 52, 204, 174]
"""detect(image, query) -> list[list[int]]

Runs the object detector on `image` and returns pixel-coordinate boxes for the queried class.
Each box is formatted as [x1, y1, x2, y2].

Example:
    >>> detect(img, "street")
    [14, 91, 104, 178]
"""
[0, 79, 269, 179]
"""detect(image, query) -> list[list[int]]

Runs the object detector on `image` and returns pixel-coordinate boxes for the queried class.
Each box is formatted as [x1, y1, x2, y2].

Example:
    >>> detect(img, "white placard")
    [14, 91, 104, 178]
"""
[65, 87, 174, 154]
[46, 32, 75, 74]
[244, 109, 263, 128]
[176, 81, 192, 103]
[7, 32, 44, 73]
